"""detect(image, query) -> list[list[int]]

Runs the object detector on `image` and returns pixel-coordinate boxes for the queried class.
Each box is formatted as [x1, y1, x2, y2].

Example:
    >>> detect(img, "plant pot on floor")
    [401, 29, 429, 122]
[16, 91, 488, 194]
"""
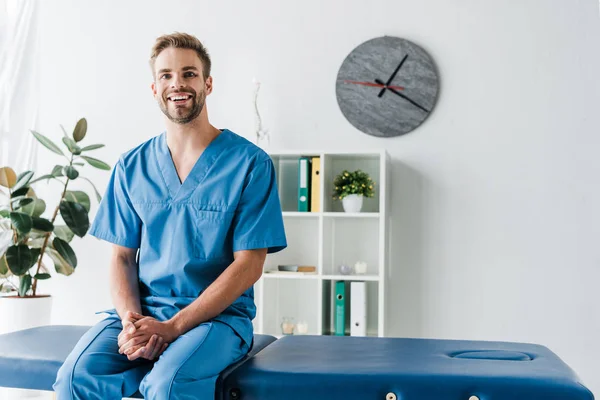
[342, 194, 363, 213]
[0, 294, 53, 334]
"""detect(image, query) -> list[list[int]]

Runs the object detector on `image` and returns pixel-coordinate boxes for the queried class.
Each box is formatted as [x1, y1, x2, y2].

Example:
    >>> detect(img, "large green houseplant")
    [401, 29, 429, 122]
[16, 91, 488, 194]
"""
[0, 118, 110, 297]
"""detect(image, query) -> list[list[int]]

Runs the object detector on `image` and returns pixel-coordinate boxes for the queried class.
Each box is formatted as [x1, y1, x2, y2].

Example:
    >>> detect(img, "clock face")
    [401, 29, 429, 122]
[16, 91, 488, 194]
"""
[335, 36, 439, 137]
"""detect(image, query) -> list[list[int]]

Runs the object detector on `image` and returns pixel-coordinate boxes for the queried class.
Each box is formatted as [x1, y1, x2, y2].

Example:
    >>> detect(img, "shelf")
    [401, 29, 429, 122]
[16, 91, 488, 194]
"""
[323, 217, 379, 276]
[321, 275, 380, 281]
[261, 273, 380, 281]
[322, 280, 380, 337]
[323, 212, 379, 218]
[268, 150, 386, 157]
[321, 332, 382, 338]
[258, 150, 388, 338]
[281, 212, 380, 218]
[262, 272, 320, 280]
[282, 212, 320, 217]
[260, 279, 321, 336]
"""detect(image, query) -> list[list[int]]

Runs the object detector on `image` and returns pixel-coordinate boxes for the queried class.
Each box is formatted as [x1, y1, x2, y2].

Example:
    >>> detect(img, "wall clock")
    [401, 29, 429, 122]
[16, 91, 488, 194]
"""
[335, 36, 439, 137]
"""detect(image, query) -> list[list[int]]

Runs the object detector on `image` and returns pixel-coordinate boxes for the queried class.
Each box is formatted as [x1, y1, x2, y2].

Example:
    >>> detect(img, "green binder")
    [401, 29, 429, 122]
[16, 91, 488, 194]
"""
[297, 157, 310, 212]
[334, 281, 346, 336]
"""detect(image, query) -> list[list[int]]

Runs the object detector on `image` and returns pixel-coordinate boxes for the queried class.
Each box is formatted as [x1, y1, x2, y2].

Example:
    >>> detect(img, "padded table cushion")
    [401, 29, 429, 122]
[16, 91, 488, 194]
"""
[0, 325, 91, 391]
[0, 325, 277, 394]
[222, 335, 594, 400]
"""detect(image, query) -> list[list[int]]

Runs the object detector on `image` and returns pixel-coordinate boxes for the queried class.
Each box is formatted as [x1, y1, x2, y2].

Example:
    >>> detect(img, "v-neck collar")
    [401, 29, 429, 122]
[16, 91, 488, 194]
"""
[155, 129, 229, 202]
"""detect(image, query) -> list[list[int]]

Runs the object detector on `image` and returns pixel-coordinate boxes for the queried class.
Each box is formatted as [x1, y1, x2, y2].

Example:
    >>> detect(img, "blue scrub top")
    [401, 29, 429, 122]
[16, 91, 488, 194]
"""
[88, 129, 287, 347]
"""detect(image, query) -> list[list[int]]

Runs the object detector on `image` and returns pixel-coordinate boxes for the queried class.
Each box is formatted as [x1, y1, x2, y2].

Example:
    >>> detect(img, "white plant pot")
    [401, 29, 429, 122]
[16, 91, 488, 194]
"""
[0, 295, 53, 334]
[342, 194, 363, 213]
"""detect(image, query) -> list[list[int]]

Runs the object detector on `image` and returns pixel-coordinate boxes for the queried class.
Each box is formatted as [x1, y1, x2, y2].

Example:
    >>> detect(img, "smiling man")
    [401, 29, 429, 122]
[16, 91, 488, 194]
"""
[53, 32, 287, 400]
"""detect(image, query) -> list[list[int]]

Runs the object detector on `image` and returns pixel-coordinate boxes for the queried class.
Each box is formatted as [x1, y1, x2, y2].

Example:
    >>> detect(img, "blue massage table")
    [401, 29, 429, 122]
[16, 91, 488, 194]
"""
[0, 325, 594, 399]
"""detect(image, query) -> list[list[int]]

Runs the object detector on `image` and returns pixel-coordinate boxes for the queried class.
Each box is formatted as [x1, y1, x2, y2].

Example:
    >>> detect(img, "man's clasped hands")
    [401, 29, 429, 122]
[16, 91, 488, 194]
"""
[117, 311, 180, 361]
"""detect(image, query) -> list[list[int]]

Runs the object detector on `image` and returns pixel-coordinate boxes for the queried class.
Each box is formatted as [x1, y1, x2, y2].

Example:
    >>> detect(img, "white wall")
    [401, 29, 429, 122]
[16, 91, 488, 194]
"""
[36, 0, 600, 394]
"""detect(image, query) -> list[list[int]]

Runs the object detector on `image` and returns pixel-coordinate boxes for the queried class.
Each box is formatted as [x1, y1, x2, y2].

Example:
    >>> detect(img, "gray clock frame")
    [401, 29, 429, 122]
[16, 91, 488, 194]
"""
[335, 36, 439, 138]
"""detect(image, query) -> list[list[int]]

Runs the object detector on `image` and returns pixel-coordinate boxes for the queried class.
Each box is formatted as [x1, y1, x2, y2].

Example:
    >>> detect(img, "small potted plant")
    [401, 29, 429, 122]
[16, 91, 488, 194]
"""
[0, 118, 109, 333]
[332, 169, 375, 213]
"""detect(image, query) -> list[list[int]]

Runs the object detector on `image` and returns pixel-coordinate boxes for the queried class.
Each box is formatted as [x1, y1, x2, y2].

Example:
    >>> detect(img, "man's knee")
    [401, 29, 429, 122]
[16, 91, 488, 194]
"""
[139, 368, 175, 399]
[140, 368, 217, 400]
[53, 357, 74, 396]
[54, 352, 102, 399]
[53, 354, 93, 400]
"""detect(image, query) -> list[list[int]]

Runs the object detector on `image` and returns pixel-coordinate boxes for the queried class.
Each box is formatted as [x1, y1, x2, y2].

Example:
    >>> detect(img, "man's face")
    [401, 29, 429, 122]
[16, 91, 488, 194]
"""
[151, 48, 211, 124]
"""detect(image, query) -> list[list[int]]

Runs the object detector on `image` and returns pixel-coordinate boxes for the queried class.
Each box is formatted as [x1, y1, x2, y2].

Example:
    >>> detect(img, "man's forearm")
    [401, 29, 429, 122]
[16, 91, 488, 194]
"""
[109, 249, 142, 319]
[168, 250, 265, 336]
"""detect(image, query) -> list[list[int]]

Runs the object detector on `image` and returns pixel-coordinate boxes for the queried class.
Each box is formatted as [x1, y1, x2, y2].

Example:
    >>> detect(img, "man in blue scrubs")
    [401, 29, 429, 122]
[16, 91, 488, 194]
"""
[53, 32, 287, 399]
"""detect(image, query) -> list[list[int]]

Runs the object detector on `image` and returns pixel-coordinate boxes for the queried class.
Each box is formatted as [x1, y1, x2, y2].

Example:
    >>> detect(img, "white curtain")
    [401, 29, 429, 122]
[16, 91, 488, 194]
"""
[0, 0, 40, 174]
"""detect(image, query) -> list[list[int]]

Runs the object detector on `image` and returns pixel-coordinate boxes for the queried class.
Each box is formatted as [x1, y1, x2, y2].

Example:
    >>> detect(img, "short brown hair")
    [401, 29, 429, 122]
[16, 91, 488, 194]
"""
[149, 32, 211, 80]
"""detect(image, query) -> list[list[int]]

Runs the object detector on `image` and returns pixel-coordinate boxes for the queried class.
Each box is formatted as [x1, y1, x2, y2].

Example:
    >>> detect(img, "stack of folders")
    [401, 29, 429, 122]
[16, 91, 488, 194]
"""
[334, 281, 367, 336]
[297, 156, 321, 212]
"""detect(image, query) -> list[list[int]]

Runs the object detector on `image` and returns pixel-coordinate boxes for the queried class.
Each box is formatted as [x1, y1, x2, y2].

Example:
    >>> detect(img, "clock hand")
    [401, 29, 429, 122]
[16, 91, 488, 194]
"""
[378, 54, 408, 98]
[375, 78, 429, 113]
[343, 80, 405, 91]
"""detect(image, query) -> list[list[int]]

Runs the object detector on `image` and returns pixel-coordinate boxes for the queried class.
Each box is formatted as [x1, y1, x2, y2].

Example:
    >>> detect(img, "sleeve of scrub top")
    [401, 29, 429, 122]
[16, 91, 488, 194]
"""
[232, 157, 287, 254]
[87, 157, 142, 249]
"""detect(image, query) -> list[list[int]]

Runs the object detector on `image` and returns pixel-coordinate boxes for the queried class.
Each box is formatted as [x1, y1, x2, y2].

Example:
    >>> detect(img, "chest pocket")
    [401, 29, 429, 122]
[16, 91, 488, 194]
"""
[193, 207, 235, 260]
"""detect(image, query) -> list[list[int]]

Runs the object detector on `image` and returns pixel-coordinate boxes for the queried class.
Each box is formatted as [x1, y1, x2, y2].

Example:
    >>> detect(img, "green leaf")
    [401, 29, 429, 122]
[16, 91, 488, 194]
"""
[53, 237, 77, 268]
[9, 195, 27, 202]
[31, 130, 65, 156]
[6, 245, 36, 275]
[20, 198, 46, 217]
[10, 186, 30, 198]
[73, 162, 85, 166]
[46, 247, 75, 276]
[31, 217, 54, 232]
[54, 225, 75, 243]
[11, 197, 34, 209]
[80, 177, 102, 202]
[52, 165, 65, 177]
[29, 174, 57, 184]
[30, 247, 41, 263]
[11, 171, 34, 193]
[0, 167, 17, 188]
[80, 156, 111, 170]
[0, 210, 9, 218]
[29, 165, 66, 184]
[62, 136, 81, 154]
[63, 166, 79, 180]
[59, 201, 89, 237]
[81, 144, 104, 151]
[9, 212, 33, 234]
[64, 190, 90, 212]
[0, 255, 9, 277]
[73, 118, 87, 142]
[19, 274, 32, 296]
[34, 273, 51, 280]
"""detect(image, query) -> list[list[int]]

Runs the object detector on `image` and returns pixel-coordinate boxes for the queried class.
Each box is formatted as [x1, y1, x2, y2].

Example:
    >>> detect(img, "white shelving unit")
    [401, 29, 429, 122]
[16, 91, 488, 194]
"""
[253, 150, 389, 338]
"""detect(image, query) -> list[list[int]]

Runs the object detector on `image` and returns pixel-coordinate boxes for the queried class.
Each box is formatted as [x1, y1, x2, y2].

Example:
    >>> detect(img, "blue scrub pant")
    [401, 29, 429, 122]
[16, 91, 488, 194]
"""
[53, 316, 249, 400]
